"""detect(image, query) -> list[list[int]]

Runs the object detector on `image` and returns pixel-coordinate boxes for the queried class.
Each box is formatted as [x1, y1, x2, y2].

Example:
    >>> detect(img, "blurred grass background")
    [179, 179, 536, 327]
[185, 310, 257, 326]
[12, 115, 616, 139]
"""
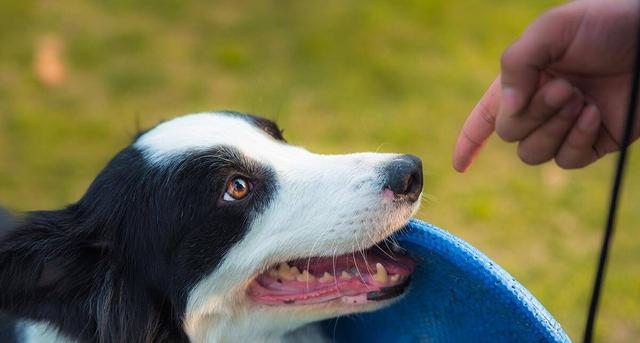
[0, 0, 638, 341]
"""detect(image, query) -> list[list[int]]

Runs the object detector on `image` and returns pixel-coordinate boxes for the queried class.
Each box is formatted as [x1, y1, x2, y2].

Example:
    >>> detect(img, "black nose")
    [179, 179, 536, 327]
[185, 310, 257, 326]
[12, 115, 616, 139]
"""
[383, 154, 423, 202]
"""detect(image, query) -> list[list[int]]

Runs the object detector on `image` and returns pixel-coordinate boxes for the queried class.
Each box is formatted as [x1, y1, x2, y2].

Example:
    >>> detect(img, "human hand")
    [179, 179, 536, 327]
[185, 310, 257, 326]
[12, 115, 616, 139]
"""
[453, 0, 640, 172]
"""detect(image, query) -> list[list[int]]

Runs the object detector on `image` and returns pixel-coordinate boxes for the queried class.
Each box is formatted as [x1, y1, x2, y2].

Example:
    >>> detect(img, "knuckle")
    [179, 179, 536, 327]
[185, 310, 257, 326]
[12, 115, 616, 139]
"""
[495, 127, 520, 143]
[461, 129, 482, 147]
[517, 144, 546, 166]
[554, 157, 572, 169]
[542, 7, 565, 22]
[534, 6, 565, 34]
[502, 134, 522, 143]
[476, 103, 496, 126]
[555, 155, 580, 170]
[518, 151, 538, 166]
[495, 122, 523, 143]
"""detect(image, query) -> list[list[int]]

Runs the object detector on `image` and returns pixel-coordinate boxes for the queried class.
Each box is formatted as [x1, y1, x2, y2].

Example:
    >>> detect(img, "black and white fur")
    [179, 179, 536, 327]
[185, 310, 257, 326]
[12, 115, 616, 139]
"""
[0, 111, 421, 342]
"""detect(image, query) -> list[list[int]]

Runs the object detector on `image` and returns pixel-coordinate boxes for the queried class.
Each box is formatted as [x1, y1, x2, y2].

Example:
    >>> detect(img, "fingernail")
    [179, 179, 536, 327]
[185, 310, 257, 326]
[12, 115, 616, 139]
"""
[500, 87, 521, 117]
[577, 106, 600, 132]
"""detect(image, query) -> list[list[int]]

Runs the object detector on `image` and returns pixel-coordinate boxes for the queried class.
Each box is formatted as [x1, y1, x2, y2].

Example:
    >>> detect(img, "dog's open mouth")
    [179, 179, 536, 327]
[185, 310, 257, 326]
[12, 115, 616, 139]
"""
[248, 244, 415, 306]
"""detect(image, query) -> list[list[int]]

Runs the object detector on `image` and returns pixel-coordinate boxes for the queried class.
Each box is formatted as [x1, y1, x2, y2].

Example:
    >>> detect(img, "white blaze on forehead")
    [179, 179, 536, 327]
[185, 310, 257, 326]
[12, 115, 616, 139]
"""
[135, 112, 291, 165]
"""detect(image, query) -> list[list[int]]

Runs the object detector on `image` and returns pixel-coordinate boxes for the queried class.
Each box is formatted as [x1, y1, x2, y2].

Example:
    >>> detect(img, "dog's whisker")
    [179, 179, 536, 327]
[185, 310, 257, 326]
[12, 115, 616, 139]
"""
[351, 231, 374, 292]
[351, 242, 369, 289]
[374, 143, 388, 153]
[332, 316, 339, 343]
[355, 232, 373, 276]
[384, 238, 402, 256]
[332, 243, 340, 293]
[306, 229, 329, 289]
[376, 239, 398, 261]
[365, 228, 397, 262]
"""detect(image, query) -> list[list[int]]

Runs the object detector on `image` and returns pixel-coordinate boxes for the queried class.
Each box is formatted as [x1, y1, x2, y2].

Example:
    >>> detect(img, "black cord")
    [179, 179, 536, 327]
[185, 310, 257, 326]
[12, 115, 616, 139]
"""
[582, 15, 640, 343]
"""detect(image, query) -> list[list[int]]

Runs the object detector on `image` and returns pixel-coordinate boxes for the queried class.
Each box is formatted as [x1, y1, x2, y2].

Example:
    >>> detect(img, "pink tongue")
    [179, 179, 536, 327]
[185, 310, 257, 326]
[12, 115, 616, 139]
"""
[248, 277, 373, 305]
[256, 272, 373, 293]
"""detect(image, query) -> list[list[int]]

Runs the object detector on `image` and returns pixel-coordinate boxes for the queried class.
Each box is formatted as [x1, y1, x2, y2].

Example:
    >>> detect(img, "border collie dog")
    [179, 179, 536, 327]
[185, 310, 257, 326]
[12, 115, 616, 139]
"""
[0, 111, 422, 342]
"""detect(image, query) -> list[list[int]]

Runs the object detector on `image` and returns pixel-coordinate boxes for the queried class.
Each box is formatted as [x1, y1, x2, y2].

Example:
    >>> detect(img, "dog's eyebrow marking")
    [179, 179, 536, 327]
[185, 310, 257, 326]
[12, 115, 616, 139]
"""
[244, 115, 286, 142]
[202, 110, 286, 142]
[134, 112, 291, 166]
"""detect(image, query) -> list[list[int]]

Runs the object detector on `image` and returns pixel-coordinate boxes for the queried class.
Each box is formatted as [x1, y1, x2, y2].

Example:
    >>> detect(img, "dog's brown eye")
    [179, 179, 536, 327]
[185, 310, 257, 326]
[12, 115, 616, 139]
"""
[223, 177, 251, 201]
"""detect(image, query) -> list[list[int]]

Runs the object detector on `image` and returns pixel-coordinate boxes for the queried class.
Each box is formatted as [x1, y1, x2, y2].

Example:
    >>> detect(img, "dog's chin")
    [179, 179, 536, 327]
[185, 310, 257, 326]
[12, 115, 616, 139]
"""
[247, 290, 410, 328]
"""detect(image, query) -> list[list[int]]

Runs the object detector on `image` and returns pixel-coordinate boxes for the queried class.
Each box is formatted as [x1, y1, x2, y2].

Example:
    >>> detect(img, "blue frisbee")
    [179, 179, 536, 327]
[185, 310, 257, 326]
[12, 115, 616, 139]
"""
[322, 219, 570, 342]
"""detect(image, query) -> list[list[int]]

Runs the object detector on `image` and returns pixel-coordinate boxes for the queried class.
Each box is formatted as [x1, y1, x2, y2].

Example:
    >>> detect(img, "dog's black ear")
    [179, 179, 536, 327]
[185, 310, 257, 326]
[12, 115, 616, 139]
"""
[0, 209, 109, 315]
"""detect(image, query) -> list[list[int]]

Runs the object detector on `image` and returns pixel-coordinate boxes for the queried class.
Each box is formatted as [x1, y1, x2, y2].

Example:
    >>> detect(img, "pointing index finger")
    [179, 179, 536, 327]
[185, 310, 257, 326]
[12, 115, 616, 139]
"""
[453, 77, 501, 172]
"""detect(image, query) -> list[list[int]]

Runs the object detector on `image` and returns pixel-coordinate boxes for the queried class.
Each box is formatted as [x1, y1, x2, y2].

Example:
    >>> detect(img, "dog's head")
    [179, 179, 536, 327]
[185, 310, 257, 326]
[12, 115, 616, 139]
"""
[1, 111, 422, 341]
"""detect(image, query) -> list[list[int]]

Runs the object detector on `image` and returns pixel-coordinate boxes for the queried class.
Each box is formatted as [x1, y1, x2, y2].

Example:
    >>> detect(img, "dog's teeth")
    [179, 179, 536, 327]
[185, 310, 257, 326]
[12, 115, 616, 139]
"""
[268, 268, 279, 277]
[390, 274, 400, 282]
[340, 271, 352, 280]
[278, 263, 296, 280]
[372, 263, 388, 284]
[278, 263, 290, 272]
[290, 266, 301, 276]
[319, 272, 334, 283]
[296, 270, 314, 282]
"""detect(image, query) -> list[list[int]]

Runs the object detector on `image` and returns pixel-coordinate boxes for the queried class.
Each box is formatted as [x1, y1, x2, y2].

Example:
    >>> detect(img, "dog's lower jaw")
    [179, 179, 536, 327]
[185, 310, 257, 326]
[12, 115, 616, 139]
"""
[186, 315, 328, 343]
[184, 293, 402, 343]
[184, 301, 329, 343]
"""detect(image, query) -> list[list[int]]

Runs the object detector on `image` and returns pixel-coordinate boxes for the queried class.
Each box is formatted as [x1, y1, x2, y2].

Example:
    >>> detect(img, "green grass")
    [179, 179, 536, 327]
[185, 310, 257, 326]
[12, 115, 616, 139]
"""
[1, 0, 638, 341]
